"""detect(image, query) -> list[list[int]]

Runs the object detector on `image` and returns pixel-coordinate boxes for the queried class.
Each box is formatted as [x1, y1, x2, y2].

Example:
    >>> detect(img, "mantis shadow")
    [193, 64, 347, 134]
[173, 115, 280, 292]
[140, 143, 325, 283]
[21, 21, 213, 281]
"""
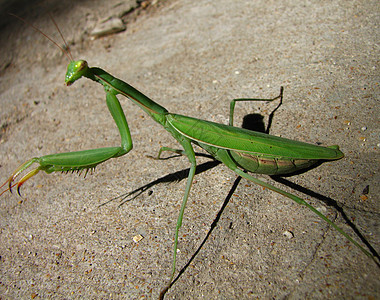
[99, 157, 220, 207]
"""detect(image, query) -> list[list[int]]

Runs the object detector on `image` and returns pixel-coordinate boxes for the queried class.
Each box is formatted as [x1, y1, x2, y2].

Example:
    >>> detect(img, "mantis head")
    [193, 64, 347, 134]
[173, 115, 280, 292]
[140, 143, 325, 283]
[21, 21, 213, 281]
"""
[65, 60, 89, 86]
[10, 14, 88, 87]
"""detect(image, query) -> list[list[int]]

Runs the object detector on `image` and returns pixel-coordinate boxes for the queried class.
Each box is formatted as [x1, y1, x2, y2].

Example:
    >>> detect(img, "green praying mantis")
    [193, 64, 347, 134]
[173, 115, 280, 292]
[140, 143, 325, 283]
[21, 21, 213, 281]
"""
[1, 15, 377, 297]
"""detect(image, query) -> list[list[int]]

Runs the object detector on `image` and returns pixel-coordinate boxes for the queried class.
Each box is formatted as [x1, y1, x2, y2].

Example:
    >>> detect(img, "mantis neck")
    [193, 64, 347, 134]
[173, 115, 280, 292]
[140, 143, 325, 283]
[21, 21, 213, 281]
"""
[86, 67, 169, 125]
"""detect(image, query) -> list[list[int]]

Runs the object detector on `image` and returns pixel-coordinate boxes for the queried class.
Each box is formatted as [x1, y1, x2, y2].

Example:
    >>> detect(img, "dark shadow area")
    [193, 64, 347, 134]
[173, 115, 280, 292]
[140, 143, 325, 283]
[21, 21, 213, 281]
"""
[0, 0, 81, 74]
[242, 114, 266, 133]
[0, 0, 76, 29]
[240, 85, 283, 134]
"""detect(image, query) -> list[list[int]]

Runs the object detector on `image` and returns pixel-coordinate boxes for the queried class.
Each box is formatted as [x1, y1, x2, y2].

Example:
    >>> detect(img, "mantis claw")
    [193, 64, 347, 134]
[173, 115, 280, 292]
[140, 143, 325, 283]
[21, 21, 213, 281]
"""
[15, 168, 41, 196]
[0, 158, 41, 197]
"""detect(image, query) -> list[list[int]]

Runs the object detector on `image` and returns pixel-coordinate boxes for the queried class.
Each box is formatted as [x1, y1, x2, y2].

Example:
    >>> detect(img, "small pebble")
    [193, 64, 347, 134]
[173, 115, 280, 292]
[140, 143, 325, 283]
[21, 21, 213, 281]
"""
[90, 17, 126, 38]
[283, 230, 294, 239]
[133, 234, 144, 243]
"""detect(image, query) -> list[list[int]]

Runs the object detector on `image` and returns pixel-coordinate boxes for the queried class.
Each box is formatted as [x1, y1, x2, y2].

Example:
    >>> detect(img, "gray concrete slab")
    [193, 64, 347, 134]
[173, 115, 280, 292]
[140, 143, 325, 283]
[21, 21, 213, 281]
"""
[0, 0, 379, 298]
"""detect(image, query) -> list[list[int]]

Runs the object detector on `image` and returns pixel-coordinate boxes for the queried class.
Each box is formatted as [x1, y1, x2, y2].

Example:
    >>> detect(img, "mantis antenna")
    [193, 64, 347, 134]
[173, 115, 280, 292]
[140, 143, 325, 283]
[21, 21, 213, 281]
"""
[9, 12, 73, 61]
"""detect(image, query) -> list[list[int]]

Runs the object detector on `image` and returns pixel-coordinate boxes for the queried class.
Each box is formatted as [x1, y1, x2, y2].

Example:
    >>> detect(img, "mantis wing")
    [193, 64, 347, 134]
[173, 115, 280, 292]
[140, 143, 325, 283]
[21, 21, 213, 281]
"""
[167, 114, 344, 160]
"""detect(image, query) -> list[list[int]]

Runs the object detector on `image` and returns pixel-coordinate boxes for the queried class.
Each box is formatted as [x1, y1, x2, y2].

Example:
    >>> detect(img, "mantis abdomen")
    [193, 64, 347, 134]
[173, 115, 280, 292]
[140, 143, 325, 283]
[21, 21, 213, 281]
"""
[228, 151, 319, 175]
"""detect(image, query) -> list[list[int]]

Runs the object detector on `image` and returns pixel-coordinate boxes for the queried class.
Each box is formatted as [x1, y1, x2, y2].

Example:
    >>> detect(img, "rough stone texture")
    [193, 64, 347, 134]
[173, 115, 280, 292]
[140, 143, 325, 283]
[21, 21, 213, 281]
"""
[0, 0, 379, 299]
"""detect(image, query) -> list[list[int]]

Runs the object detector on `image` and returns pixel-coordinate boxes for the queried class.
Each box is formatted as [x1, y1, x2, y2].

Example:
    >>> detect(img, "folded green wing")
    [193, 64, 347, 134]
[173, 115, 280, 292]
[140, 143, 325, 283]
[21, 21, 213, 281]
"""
[167, 114, 343, 160]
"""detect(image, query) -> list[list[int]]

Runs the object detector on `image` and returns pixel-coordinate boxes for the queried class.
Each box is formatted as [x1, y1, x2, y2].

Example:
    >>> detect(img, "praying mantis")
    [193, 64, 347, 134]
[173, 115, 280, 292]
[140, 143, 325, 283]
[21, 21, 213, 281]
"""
[1, 15, 377, 298]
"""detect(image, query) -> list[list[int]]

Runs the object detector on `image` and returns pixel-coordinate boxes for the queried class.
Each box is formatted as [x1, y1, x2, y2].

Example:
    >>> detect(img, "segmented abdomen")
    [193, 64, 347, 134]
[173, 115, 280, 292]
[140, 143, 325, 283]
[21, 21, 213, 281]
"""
[229, 151, 318, 175]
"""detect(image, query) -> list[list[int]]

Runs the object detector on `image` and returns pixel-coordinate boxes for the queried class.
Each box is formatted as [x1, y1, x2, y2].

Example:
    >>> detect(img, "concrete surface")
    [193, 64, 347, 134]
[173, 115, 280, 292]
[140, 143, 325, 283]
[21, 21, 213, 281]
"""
[0, 0, 379, 299]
